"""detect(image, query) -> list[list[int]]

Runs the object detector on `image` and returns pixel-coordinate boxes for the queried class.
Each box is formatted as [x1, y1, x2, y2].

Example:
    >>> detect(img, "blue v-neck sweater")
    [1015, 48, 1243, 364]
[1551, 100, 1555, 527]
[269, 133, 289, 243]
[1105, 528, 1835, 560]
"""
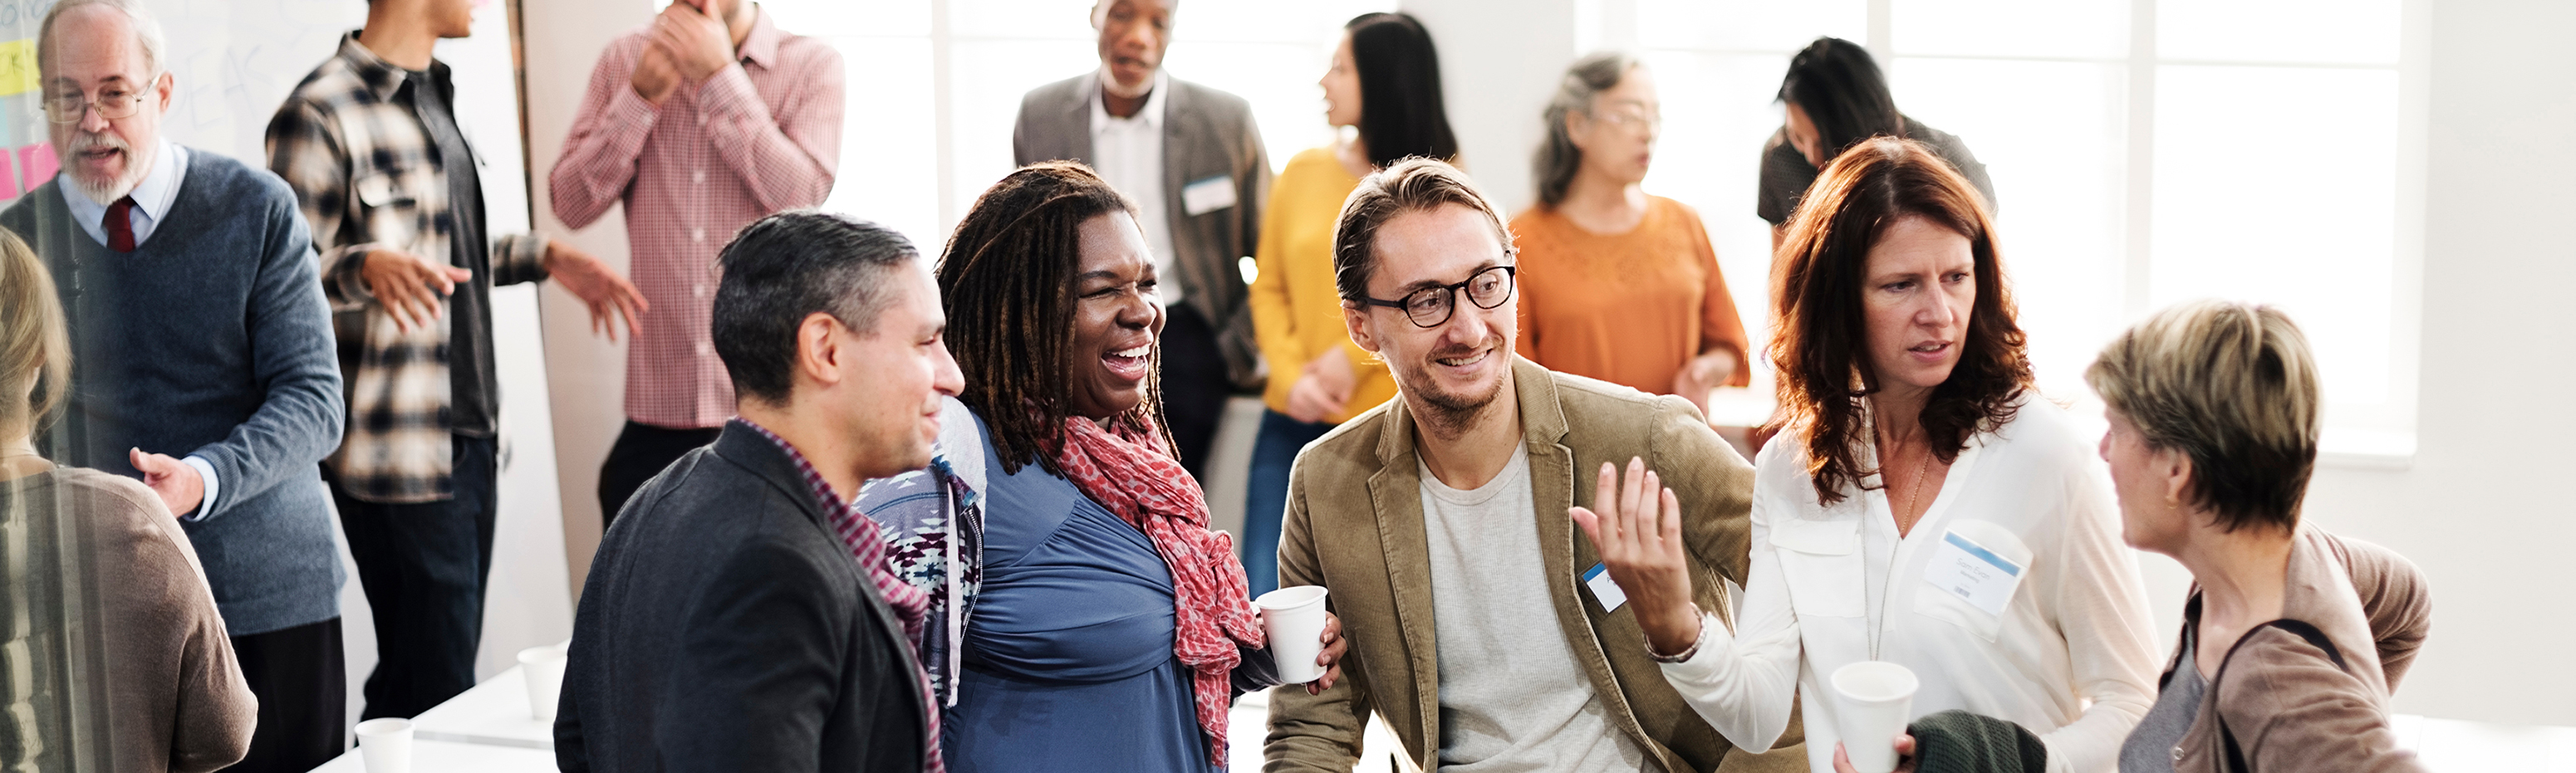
[2, 149, 346, 636]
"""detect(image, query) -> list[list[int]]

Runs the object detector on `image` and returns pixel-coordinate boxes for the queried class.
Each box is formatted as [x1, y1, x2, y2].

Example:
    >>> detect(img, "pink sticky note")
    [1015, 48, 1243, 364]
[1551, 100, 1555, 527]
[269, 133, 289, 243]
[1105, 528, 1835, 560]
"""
[19, 143, 57, 193]
[0, 151, 17, 200]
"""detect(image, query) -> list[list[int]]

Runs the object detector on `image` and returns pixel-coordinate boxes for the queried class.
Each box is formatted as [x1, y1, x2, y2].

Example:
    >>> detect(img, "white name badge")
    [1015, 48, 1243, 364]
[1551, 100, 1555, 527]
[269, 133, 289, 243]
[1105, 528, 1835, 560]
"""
[1922, 529, 2025, 616]
[1584, 562, 1628, 612]
[1182, 174, 1238, 215]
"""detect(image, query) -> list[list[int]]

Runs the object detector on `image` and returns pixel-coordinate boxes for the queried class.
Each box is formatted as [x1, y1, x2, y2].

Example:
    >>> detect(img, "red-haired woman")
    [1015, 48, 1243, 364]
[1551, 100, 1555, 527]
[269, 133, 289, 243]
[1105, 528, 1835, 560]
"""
[1573, 138, 2159, 772]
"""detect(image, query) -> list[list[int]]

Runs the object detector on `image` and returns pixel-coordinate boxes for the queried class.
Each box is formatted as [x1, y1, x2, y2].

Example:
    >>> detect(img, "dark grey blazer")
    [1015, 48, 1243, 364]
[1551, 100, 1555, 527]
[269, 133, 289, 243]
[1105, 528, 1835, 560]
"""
[556, 424, 929, 773]
[1013, 72, 1272, 391]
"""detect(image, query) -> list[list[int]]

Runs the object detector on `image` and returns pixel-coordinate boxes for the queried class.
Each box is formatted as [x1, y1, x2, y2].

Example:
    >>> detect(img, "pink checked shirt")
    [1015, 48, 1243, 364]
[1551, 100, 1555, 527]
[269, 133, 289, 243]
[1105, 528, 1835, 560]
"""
[550, 10, 844, 428]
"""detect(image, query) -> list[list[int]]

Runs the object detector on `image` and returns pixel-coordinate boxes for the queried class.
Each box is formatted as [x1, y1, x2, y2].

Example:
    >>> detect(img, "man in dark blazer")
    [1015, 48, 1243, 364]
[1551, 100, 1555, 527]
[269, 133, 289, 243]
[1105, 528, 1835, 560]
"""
[556, 212, 964, 773]
[1011, 0, 1269, 477]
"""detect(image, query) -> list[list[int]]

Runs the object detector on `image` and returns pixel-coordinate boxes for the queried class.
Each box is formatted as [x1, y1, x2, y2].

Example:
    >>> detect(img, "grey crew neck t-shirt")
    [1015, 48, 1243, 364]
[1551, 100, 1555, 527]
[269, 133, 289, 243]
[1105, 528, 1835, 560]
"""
[1418, 442, 1659, 773]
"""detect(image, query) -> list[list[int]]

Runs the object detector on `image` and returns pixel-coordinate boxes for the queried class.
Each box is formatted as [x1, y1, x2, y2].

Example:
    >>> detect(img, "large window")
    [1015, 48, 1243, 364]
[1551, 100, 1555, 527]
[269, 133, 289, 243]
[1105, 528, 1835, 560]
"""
[1636, 0, 2420, 462]
[760, 0, 1392, 257]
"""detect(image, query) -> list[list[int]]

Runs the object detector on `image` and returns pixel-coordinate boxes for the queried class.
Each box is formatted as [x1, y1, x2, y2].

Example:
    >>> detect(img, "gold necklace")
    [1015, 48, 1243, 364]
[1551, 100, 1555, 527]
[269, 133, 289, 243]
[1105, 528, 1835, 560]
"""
[1897, 446, 1931, 533]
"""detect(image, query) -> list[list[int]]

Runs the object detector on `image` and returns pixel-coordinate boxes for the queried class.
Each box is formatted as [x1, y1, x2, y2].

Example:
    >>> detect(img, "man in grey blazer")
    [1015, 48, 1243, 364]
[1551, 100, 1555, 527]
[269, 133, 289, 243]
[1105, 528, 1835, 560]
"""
[1012, 0, 1269, 477]
[557, 212, 962, 773]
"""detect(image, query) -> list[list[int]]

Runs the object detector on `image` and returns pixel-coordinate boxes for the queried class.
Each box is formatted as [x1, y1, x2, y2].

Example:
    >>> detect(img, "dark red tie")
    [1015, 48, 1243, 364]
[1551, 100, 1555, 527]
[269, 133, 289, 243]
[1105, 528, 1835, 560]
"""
[104, 196, 135, 253]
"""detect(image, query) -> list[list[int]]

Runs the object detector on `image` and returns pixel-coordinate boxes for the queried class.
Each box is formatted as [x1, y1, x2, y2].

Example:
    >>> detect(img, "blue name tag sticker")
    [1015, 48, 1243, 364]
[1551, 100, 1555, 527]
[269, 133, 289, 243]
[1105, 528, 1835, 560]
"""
[1584, 562, 1628, 612]
[1923, 529, 2026, 616]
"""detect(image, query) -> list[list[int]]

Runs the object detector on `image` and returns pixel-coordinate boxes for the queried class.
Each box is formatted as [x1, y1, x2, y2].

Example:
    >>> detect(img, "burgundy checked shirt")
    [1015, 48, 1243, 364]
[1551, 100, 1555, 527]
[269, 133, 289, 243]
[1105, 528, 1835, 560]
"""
[550, 9, 844, 428]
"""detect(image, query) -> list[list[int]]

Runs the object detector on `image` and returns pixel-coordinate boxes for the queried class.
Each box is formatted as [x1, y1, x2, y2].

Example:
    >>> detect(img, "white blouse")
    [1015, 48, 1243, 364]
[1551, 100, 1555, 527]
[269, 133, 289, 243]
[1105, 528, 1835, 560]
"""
[1660, 395, 2160, 773]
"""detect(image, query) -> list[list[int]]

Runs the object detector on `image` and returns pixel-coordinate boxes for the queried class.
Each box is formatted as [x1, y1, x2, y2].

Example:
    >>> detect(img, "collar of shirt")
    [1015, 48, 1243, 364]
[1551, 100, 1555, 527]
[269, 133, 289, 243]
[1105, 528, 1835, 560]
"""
[334, 32, 446, 103]
[736, 7, 782, 71]
[59, 139, 187, 249]
[1087, 67, 1169, 135]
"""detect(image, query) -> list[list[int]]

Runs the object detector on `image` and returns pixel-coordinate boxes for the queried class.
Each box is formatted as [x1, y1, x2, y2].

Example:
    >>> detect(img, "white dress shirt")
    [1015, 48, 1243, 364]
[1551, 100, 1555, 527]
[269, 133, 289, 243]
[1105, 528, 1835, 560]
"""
[1658, 395, 2160, 773]
[58, 140, 223, 518]
[1087, 68, 1181, 306]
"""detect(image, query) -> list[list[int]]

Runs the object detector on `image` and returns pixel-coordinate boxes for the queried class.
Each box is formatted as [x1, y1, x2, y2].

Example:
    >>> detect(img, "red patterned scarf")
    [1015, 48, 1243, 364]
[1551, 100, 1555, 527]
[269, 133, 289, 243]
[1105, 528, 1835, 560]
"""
[1052, 414, 1266, 766]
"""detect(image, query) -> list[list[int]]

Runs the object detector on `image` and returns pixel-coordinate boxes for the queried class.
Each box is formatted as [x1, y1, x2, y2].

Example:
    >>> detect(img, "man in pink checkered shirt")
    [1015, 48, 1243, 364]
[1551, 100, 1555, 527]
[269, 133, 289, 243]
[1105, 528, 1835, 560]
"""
[549, 0, 843, 527]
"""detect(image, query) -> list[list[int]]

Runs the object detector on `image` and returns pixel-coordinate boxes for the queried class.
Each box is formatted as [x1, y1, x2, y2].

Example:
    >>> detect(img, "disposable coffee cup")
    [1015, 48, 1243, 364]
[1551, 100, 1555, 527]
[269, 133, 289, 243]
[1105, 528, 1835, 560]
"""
[1254, 585, 1330, 684]
[1830, 660, 1919, 773]
[520, 643, 568, 722]
[355, 717, 414, 773]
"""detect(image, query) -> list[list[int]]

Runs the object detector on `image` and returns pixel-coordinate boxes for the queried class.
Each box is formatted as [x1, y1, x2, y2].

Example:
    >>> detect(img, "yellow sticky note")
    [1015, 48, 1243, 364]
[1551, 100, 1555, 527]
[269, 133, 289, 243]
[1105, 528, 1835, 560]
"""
[0, 39, 36, 98]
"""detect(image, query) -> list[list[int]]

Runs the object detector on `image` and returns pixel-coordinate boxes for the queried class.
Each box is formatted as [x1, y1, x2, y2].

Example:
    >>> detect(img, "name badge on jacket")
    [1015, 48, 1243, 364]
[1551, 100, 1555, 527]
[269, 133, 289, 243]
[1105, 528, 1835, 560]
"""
[1182, 174, 1237, 216]
[1923, 529, 2024, 616]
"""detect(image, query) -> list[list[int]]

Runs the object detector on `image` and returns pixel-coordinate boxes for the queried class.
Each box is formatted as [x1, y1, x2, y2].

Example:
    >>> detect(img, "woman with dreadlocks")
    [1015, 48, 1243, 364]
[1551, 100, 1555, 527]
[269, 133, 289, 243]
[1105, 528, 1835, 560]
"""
[856, 161, 1345, 772]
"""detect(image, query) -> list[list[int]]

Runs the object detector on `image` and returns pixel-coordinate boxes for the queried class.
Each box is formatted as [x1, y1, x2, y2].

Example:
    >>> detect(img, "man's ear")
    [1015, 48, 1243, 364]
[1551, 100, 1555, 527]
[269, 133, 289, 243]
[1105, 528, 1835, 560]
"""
[153, 71, 174, 109]
[794, 312, 846, 391]
[1342, 301, 1380, 355]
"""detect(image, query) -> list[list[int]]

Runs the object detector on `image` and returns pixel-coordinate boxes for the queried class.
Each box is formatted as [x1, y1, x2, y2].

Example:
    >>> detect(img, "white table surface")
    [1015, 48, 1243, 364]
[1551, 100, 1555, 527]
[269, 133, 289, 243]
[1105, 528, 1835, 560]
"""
[309, 737, 555, 773]
[407, 663, 554, 750]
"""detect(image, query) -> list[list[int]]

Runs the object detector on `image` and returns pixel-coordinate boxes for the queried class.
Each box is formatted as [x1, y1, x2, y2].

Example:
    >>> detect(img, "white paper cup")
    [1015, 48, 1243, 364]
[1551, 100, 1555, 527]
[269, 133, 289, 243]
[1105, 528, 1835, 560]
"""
[1830, 661, 1920, 773]
[355, 717, 414, 773]
[519, 643, 568, 722]
[1254, 585, 1330, 684]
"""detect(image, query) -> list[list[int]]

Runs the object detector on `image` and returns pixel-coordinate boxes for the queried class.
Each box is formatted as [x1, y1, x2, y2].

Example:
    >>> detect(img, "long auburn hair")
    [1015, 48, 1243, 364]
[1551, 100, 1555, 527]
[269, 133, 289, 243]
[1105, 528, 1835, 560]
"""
[936, 161, 1170, 476]
[1770, 137, 2030, 506]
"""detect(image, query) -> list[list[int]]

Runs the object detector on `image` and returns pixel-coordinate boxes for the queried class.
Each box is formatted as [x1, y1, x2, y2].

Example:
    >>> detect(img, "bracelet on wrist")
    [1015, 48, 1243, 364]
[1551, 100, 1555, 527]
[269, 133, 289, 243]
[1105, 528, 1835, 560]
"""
[1645, 603, 1706, 663]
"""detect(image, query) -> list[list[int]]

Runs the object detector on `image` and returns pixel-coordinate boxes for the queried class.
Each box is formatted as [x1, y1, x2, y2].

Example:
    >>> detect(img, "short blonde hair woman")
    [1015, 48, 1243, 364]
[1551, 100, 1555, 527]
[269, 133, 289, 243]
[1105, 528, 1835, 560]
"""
[0, 231, 255, 771]
[2090, 300, 2431, 773]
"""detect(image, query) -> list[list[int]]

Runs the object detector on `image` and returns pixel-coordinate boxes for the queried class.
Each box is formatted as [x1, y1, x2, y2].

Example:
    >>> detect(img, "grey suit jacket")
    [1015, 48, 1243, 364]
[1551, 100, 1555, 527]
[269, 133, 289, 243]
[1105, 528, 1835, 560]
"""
[1013, 72, 1272, 390]
[556, 424, 930, 773]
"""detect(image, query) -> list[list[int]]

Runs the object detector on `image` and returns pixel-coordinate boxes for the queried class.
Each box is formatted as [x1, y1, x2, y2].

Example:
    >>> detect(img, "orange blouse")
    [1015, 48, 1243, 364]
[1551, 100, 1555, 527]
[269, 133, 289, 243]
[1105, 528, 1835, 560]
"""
[1510, 196, 1751, 395]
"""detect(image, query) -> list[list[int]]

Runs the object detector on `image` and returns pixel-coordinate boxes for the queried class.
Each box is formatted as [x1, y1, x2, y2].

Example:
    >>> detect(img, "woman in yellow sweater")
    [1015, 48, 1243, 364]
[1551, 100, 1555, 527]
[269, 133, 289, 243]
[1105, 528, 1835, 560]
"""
[1244, 11, 1455, 596]
[1514, 53, 1751, 416]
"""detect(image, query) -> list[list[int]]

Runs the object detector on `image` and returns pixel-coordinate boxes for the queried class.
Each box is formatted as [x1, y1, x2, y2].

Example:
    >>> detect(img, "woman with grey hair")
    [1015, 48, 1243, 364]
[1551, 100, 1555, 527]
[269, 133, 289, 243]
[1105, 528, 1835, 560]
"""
[2090, 300, 2431, 773]
[1512, 52, 1752, 417]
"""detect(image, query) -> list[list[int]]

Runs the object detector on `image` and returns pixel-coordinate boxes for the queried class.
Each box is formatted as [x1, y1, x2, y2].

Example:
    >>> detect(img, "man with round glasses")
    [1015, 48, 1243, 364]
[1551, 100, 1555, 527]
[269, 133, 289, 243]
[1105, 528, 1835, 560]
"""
[2, 1, 350, 770]
[1263, 158, 1802, 771]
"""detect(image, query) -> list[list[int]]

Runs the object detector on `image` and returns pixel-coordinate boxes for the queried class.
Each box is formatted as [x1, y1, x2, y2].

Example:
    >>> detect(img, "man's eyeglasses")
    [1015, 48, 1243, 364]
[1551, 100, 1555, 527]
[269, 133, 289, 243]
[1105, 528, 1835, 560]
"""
[1362, 264, 1517, 328]
[43, 83, 153, 125]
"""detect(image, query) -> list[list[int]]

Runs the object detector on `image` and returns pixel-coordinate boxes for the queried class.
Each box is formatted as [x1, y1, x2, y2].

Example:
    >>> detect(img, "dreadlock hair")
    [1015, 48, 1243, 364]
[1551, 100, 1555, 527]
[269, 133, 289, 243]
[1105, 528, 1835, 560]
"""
[937, 161, 1170, 477]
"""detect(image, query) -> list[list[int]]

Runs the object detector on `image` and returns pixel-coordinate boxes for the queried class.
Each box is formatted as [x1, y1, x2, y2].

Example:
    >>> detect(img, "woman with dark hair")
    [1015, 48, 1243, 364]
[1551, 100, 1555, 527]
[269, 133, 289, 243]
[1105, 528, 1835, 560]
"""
[1513, 51, 1752, 416]
[1761, 37, 1995, 252]
[0, 230, 257, 771]
[1242, 11, 1455, 596]
[858, 161, 1344, 772]
[1573, 138, 2157, 773]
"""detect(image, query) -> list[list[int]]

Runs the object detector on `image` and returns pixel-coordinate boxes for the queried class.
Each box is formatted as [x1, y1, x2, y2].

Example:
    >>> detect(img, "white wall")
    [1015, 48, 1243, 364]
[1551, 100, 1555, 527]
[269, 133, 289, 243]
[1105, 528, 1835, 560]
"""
[1400, 0, 1578, 215]
[2294, 0, 2576, 726]
[521, 0, 655, 597]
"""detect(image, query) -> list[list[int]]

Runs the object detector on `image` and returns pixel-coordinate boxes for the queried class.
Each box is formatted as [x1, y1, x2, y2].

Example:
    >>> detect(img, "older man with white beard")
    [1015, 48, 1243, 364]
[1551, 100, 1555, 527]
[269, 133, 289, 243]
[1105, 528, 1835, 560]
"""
[0, 1, 348, 771]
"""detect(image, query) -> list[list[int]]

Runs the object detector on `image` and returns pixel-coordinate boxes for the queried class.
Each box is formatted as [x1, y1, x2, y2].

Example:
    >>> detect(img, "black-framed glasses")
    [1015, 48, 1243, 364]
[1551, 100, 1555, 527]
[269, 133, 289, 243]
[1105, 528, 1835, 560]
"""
[1362, 264, 1517, 328]
[42, 82, 153, 125]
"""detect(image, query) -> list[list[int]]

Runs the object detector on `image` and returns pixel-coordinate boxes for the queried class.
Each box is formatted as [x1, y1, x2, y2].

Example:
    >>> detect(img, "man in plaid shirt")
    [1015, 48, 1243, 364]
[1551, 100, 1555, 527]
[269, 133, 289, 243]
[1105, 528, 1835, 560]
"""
[266, 0, 644, 721]
[549, 0, 844, 527]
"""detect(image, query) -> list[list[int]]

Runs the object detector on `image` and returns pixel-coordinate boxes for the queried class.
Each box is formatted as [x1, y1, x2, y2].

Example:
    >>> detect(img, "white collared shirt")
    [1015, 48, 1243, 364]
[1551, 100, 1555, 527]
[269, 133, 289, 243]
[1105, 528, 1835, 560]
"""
[1656, 395, 2161, 773]
[57, 139, 222, 518]
[1087, 68, 1180, 306]
[61, 139, 188, 249]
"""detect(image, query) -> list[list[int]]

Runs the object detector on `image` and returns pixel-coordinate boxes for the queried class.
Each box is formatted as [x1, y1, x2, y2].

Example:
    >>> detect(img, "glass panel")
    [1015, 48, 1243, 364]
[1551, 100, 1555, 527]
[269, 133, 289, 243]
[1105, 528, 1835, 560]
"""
[952, 0, 1097, 40]
[2157, 0, 2399, 65]
[1892, 0, 2128, 60]
[2152, 65, 2398, 404]
[1164, 41, 1340, 175]
[762, 0, 931, 37]
[1892, 57, 2128, 399]
[1176, 0, 1391, 43]
[1636, 51, 1799, 362]
[1636, 0, 1867, 52]
[945, 38, 1098, 219]
[817, 37, 942, 251]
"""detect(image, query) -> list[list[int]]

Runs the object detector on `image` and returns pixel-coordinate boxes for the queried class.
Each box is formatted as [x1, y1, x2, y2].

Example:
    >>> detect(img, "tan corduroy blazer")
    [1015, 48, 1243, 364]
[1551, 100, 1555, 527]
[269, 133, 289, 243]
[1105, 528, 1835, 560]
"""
[1264, 356, 1803, 772]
